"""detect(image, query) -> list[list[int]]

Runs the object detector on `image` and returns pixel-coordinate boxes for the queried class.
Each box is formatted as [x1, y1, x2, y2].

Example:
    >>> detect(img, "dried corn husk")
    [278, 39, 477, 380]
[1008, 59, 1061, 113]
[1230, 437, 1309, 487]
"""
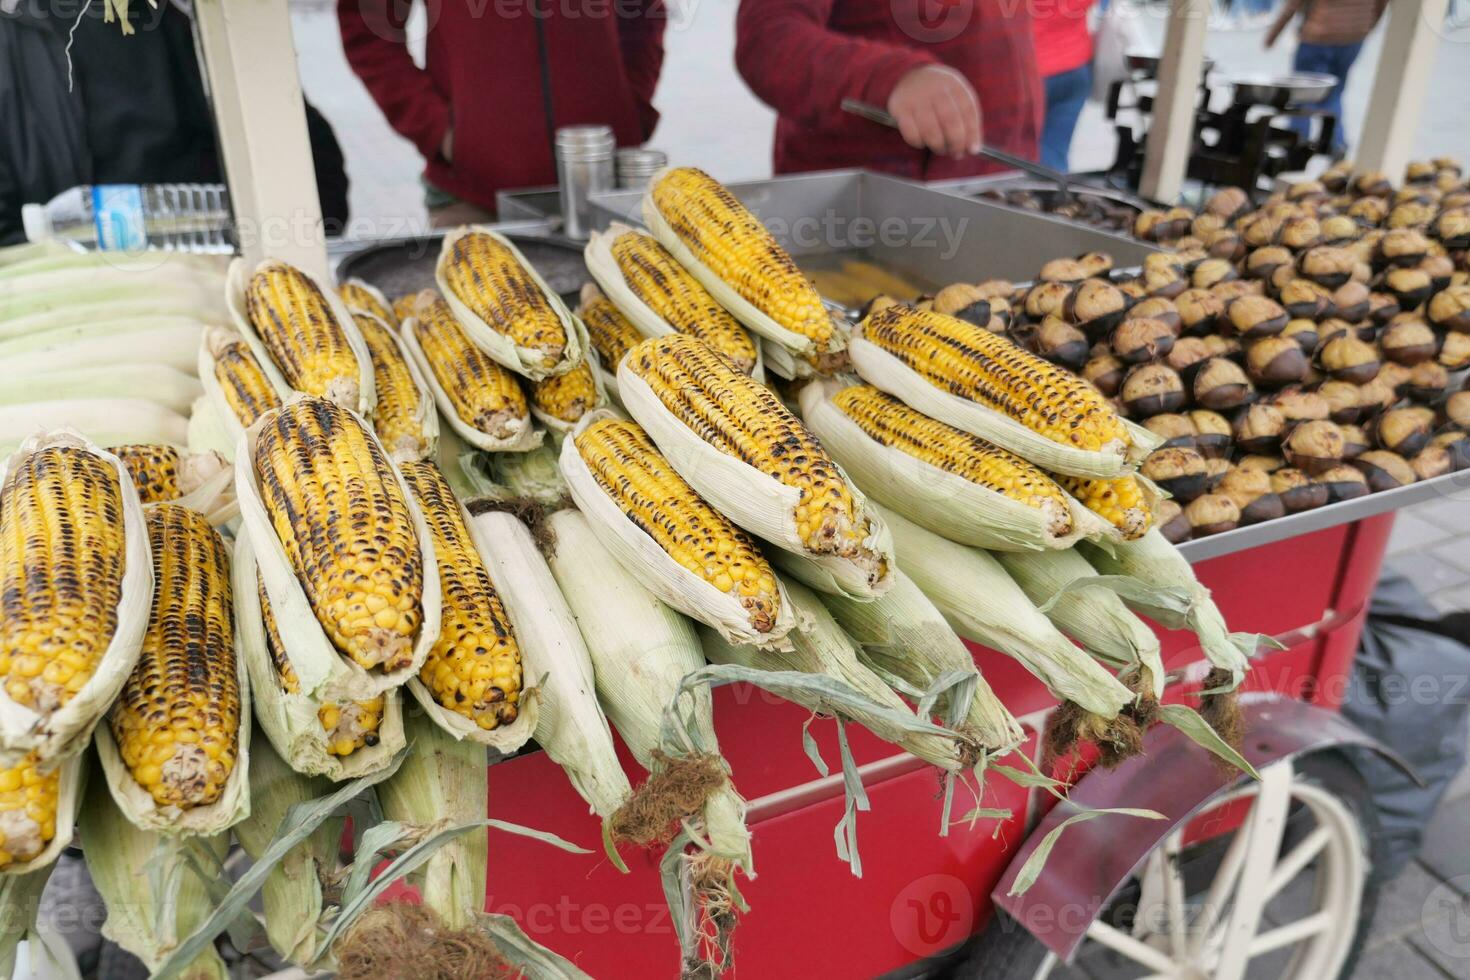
[798, 378, 1104, 551]
[233, 531, 405, 781]
[879, 505, 1133, 718]
[468, 509, 630, 817]
[433, 227, 590, 381]
[559, 410, 798, 649]
[0, 432, 152, 766]
[224, 258, 376, 417]
[0, 753, 83, 878]
[617, 360, 895, 599]
[233, 395, 443, 701]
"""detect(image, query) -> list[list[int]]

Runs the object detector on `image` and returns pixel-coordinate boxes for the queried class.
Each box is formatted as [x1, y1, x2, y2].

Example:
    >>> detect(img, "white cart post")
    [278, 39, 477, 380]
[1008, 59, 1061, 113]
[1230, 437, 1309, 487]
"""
[1140, 0, 1210, 203]
[1356, 0, 1449, 176]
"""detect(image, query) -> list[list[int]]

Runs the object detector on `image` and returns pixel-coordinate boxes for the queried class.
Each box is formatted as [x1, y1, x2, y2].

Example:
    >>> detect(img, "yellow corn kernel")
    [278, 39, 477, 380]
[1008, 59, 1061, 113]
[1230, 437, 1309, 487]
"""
[210, 331, 282, 429]
[529, 360, 599, 424]
[440, 232, 567, 368]
[339, 280, 396, 326]
[578, 285, 644, 371]
[1057, 474, 1154, 540]
[110, 443, 181, 504]
[0, 752, 59, 869]
[354, 312, 430, 460]
[411, 292, 530, 439]
[244, 261, 361, 408]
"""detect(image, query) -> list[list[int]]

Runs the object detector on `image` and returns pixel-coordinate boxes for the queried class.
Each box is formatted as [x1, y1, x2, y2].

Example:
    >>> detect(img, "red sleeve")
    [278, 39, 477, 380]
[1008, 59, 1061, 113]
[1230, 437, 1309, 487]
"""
[735, 0, 939, 129]
[617, 0, 668, 140]
[336, 0, 451, 161]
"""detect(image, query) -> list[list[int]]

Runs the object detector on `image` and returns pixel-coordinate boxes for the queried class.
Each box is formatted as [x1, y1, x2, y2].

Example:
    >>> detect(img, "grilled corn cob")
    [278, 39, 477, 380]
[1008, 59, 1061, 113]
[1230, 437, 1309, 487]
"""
[626, 334, 881, 576]
[0, 446, 126, 713]
[861, 305, 1130, 454]
[244, 261, 361, 408]
[575, 417, 782, 632]
[209, 330, 282, 428]
[412, 293, 530, 439]
[832, 385, 1074, 537]
[258, 575, 383, 757]
[354, 313, 430, 459]
[650, 167, 833, 351]
[339, 280, 396, 325]
[441, 232, 567, 368]
[254, 396, 424, 672]
[1057, 474, 1154, 540]
[110, 443, 182, 503]
[529, 360, 599, 425]
[609, 229, 758, 373]
[398, 460, 521, 731]
[109, 504, 239, 810]
[578, 285, 644, 371]
[0, 753, 58, 868]
[392, 293, 418, 325]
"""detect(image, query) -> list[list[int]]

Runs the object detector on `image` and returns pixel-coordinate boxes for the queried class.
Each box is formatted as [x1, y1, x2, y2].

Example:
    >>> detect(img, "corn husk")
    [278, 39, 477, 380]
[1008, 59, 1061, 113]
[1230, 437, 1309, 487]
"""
[233, 530, 405, 781]
[169, 454, 239, 528]
[0, 432, 152, 766]
[617, 359, 895, 599]
[545, 509, 752, 866]
[196, 326, 279, 447]
[527, 354, 612, 437]
[995, 549, 1167, 701]
[185, 394, 236, 461]
[433, 227, 590, 381]
[0, 753, 84, 878]
[233, 394, 443, 701]
[559, 410, 798, 649]
[337, 277, 395, 323]
[798, 378, 1104, 551]
[224, 258, 377, 417]
[0, 265, 224, 325]
[0, 398, 190, 456]
[468, 509, 630, 817]
[821, 570, 1024, 752]
[78, 756, 231, 979]
[0, 315, 209, 362]
[0, 364, 201, 414]
[398, 315, 544, 454]
[356, 311, 441, 461]
[0, 866, 53, 978]
[879, 505, 1134, 718]
[0, 295, 218, 342]
[847, 325, 1161, 478]
[475, 439, 570, 507]
[640, 169, 841, 360]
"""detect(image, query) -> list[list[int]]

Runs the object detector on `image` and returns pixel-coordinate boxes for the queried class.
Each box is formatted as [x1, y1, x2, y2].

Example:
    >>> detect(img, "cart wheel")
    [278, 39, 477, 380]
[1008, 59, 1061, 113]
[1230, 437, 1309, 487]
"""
[953, 752, 1384, 980]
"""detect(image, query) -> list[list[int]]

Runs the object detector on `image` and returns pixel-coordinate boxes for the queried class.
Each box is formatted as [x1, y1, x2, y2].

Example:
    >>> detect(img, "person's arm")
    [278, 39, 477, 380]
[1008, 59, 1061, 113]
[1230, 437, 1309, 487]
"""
[1264, 0, 1308, 48]
[617, 0, 668, 140]
[336, 0, 452, 162]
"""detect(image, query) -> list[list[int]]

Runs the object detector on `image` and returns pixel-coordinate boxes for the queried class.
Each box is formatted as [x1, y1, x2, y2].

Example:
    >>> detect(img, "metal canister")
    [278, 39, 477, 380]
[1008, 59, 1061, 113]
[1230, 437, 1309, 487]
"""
[556, 125, 616, 239]
[616, 148, 669, 190]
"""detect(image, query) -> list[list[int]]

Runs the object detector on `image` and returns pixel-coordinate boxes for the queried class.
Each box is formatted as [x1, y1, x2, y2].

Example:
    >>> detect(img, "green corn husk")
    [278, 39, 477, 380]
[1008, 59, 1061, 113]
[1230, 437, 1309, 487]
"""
[0, 866, 54, 978]
[820, 570, 1024, 753]
[879, 504, 1133, 719]
[480, 439, 570, 507]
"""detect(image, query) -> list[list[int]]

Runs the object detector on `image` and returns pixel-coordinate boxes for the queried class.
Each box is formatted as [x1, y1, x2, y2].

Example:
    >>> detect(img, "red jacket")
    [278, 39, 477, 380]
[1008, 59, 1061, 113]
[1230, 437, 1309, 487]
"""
[338, 0, 667, 212]
[735, 0, 1041, 179]
[1032, 0, 1094, 78]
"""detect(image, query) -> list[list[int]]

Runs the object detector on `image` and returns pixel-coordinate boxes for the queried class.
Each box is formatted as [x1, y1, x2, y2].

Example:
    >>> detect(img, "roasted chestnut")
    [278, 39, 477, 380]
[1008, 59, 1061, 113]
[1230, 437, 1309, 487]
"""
[1192, 357, 1255, 410]
[1321, 214, 1362, 246]
[1283, 419, 1345, 475]
[1406, 160, 1439, 185]
[1377, 228, 1432, 267]
[1217, 466, 1285, 524]
[1271, 387, 1332, 423]
[1121, 363, 1186, 416]
[1271, 467, 1328, 512]
[1205, 229, 1247, 262]
[1427, 429, 1470, 471]
[1379, 318, 1439, 365]
[1329, 281, 1372, 322]
[1065, 278, 1130, 338]
[1442, 389, 1470, 429]
[1082, 353, 1127, 398]
[1078, 252, 1114, 278]
[1245, 336, 1310, 386]
[1379, 360, 1411, 394]
[1127, 296, 1182, 333]
[1232, 402, 1287, 454]
[1157, 499, 1193, 544]
[1246, 246, 1295, 281]
[1185, 494, 1241, 536]
[1352, 450, 1417, 492]
[1188, 410, 1234, 458]
[1281, 318, 1320, 355]
[1428, 284, 1470, 332]
[1142, 447, 1210, 502]
[1355, 376, 1400, 417]
[932, 283, 992, 326]
[1280, 215, 1323, 251]
[1023, 280, 1073, 320]
[1192, 258, 1238, 289]
[1355, 171, 1393, 198]
[1314, 464, 1371, 502]
[1338, 423, 1370, 458]
[1034, 316, 1089, 369]
[1278, 278, 1332, 319]
[1226, 295, 1288, 339]
[1368, 291, 1401, 324]
[1371, 406, 1436, 455]
[1205, 186, 1252, 221]
[1213, 279, 1265, 303]
[1319, 335, 1382, 384]
[1437, 331, 1470, 369]
[1201, 335, 1242, 359]
[1299, 246, 1356, 289]
[1410, 443, 1455, 480]
[1421, 253, 1455, 293]
[1237, 454, 1285, 474]
[1143, 263, 1188, 298]
[1383, 266, 1433, 310]
[1405, 361, 1450, 403]
[1111, 317, 1176, 364]
[1348, 196, 1389, 226]
[1038, 257, 1090, 283]
[1320, 163, 1352, 194]
[1142, 412, 1198, 450]
[1317, 380, 1363, 424]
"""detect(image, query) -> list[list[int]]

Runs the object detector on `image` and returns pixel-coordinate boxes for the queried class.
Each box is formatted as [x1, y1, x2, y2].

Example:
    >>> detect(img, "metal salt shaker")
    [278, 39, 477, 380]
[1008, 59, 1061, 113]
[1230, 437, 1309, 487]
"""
[615, 148, 669, 190]
[556, 125, 616, 240]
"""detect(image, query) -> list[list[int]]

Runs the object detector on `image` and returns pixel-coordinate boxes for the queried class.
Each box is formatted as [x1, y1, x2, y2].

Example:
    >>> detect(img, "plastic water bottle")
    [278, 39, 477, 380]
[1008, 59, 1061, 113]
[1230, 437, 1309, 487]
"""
[21, 183, 232, 253]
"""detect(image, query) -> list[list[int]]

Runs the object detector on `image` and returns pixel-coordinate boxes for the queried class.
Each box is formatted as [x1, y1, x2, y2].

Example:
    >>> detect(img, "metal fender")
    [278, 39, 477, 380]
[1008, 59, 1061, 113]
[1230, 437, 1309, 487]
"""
[990, 693, 1419, 961]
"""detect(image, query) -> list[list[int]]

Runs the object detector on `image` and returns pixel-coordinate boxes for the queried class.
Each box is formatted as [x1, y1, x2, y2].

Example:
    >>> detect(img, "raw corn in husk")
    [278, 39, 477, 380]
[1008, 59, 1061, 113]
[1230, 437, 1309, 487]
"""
[338, 277, 397, 326]
[354, 311, 438, 462]
[699, 578, 972, 772]
[234, 531, 405, 781]
[526, 357, 609, 435]
[799, 379, 1102, 551]
[234, 395, 442, 701]
[0, 433, 152, 766]
[560, 411, 798, 648]
[0, 752, 82, 876]
[435, 227, 590, 381]
[0, 398, 191, 457]
[469, 509, 630, 818]
[879, 505, 1133, 719]
[197, 326, 285, 443]
[0, 363, 201, 415]
[821, 571, 1024, 753]
[186, 395, 237, 462]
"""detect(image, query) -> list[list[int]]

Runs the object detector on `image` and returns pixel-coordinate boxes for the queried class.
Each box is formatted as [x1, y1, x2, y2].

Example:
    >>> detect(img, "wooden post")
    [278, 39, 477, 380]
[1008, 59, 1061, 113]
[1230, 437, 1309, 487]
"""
[1356, 0, 1448, 176]
[192, 0, 328, 279]
[1140, 0, 1210, 203]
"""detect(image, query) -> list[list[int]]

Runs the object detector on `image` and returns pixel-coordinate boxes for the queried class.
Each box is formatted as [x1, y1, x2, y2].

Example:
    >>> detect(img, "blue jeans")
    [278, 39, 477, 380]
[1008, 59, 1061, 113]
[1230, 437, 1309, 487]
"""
[1041, 63, 1093, 172]
[1289, 40, 1363, 154]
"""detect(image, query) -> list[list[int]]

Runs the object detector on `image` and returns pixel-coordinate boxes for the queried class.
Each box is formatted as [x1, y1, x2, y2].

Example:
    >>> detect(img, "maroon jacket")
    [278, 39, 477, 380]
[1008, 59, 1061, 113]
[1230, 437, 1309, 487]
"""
[735, 0, 1042, 179]
[339, 0, 667, 211]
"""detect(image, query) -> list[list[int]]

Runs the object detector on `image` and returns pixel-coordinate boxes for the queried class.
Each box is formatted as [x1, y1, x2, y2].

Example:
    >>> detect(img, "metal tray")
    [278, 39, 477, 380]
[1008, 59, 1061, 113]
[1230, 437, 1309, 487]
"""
[1227, 73, 1337, 107]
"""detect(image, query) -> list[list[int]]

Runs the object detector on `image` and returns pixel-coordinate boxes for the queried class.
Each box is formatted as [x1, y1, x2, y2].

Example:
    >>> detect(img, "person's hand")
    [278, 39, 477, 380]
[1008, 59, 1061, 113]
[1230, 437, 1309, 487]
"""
[886, 65, 982, 158]
[441, 128, 455, 163]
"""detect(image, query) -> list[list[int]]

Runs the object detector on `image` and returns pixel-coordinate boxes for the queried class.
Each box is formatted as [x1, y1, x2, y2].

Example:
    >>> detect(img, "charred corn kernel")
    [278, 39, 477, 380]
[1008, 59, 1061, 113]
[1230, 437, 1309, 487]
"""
[398, 460, 521, 731]
[258, 574, 383, 757]
[832, 385, 1074, 538]
[354, 312, 430, 459]
[861, 305, 1131, 454]
[392, 293, 418, 325]
[0, 752, 59, 868]
[441, 232, 567, 367]
[339, 281, 395, 325]
[610, 230, 759, 374]
[254, 396, 424, 673]
[628, 334, 883, 580]
[651, 167, 833, 351]
[0, 446, 126, 714]
[110, 504, 239, 810]
[576, 418, 782, 631]
[1057, 474, 1153, 540]
[578, 287, 644, 371]
[245, 261, 361, 407]
[412, 294, 530, 439]
[529, 360, 598, 424]
[111, 443, 181, 503]
[211, 332, 282, 428]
